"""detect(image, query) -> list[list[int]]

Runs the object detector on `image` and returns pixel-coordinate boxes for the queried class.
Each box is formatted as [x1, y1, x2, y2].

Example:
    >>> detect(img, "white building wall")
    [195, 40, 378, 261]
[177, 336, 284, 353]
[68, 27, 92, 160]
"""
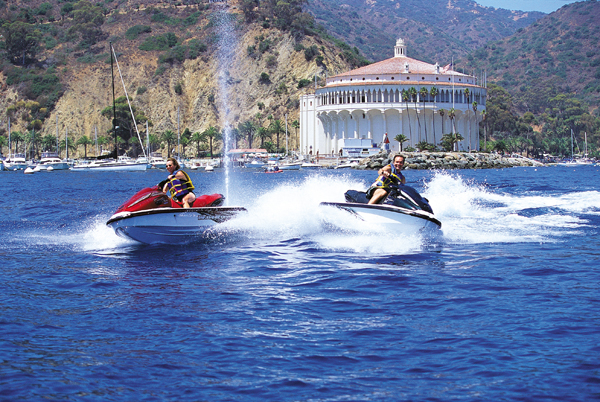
[301, 88, 486, 155]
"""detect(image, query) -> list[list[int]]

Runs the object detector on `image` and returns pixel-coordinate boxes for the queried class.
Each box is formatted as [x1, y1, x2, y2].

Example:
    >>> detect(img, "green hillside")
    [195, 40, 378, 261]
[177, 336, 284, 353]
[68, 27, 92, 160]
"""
[1, 0, 599, 159]
[307, 0, 544, 64]
[462, 0, 600, 112]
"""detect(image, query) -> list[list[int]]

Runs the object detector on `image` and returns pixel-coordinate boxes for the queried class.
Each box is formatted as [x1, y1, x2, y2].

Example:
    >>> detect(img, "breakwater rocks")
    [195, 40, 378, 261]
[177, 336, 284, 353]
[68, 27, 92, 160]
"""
[356, 151, 544, 170]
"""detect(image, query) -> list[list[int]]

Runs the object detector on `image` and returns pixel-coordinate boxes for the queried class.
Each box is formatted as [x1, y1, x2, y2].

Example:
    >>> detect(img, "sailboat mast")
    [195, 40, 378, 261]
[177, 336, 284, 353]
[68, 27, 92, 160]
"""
[110, 42, 117, 158]
[571, 129, 574, 159]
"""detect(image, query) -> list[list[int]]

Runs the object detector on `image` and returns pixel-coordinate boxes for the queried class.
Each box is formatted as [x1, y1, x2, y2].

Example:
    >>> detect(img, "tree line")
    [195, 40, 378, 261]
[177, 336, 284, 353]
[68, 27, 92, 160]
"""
[389, 83, 599, 158]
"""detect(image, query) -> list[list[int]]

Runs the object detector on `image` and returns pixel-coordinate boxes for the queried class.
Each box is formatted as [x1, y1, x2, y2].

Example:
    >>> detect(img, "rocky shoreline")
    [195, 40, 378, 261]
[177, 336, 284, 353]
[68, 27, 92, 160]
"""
[355, 151, 545, 170]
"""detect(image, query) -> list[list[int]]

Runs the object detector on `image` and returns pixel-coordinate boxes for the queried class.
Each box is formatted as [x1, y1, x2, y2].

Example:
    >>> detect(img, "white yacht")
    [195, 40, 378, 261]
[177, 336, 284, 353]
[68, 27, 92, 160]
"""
[149, 152, 167, 169]
[335, 160, 360, 169]
[33, 152, 71, 171]
[135, 156, 152, 169]
[71, 157, 147, 171]
[4, 153, 28, 171]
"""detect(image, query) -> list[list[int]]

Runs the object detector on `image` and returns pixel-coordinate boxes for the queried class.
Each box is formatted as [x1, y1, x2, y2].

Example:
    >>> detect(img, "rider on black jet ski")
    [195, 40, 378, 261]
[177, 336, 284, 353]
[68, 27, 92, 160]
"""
[366, 154, 406, 204]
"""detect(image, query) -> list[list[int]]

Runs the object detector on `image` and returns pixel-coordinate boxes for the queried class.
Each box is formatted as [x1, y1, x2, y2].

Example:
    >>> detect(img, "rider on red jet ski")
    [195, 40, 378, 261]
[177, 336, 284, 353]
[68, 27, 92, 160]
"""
[162, 158, 197, 208]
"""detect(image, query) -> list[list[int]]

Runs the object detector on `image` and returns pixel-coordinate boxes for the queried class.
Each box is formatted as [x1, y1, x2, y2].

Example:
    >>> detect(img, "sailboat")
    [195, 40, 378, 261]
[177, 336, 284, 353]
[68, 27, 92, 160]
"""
[558, 130, 593, 166]
[72, 43, 147, 172]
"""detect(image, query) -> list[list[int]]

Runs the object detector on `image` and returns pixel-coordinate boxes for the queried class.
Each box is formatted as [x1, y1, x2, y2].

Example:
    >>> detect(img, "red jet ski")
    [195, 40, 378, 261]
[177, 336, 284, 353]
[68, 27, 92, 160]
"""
[106, 186, 246, 244]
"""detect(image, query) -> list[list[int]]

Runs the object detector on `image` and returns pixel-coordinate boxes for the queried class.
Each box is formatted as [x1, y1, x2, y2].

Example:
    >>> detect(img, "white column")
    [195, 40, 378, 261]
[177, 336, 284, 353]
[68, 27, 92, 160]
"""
[335, 115, 341, 153]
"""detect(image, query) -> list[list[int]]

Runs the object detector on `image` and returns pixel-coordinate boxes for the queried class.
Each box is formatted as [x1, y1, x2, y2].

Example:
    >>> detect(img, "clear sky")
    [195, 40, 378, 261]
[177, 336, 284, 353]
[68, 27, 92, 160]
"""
[474, 0, 579, 13]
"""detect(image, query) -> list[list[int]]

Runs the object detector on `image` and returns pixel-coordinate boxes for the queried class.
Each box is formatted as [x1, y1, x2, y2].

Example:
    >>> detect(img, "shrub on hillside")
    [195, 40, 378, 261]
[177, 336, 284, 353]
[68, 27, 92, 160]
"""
[125, 25, 151, 40]
[297, 79, 311, 89]
[259, 72, 271, 84]
[139, 33, 178, 51]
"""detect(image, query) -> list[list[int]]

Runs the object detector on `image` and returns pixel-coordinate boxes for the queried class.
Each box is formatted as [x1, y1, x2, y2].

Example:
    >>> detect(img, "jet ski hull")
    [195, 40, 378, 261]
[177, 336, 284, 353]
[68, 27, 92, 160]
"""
[106, 186, 246, 244]
[107, 207, 246, 244]
[321, 201, 441, 234]
[321, 185, 441, 234]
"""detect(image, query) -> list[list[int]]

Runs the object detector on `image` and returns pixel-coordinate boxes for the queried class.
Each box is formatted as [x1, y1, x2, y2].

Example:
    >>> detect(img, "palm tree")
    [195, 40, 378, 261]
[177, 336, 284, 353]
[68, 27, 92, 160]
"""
[441, 132, 464, 152]
[481, 109, 487, 152]
[401, 90, 412, 138]
[448, 108, 457, 150]
[238, 120, 257, 149]
[438, 109, 446, 140]
[471, 101, 478, 152]
[180, 135, 190, 158]
[96, 135, 109, 155]
[419, 87, 429, 143]
[430, 86, 438, 102]
[394, 134, 409, 152]
[452, 132, 464, 151]
[10, 131, 24, 154]
[41, 134, 55, 152]
[76, 135, 93, 158]
[26, 130, 41, 159]
[148, 134, 161, 154]
[254, 112, 263, 128]
[269, 119, 285, 151]
[161, 130, 176, 158]
[409, 87, 420, 142]
[191, 131, 206, 157]
[291, 120, 300, 151]
[228, 127, 241, 150]
[430, 87, 438, 144]
[203, 125, 221, 157]
[59, 138, 77, 159]
[257, 126, 270, 148]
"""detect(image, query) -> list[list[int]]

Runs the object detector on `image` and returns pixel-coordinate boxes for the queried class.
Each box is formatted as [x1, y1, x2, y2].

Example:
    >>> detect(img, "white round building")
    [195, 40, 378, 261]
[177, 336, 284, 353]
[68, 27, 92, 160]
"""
[299, 38, 487, 157]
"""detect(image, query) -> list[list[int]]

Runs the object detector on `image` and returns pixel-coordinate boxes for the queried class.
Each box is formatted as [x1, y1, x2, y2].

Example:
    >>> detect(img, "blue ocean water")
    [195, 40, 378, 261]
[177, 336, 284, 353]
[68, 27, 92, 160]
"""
[1, 165, 599, 401]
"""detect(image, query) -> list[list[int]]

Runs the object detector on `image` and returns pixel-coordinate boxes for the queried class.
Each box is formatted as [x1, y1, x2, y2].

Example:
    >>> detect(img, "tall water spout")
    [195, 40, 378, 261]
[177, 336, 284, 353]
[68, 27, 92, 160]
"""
[213, 5, 237, 204]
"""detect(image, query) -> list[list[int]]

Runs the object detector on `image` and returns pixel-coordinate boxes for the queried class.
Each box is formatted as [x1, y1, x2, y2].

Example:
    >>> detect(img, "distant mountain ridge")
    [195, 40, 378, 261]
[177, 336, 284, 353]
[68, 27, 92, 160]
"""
[1, 0, 598, 159]
[307, 0, 544, 64]
[461, 0, 600, 111]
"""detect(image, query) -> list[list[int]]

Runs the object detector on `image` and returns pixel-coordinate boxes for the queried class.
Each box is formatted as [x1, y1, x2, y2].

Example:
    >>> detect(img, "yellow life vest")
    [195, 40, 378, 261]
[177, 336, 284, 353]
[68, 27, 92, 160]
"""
[166, 170, 194, 200]
[371, 165, 404, 189]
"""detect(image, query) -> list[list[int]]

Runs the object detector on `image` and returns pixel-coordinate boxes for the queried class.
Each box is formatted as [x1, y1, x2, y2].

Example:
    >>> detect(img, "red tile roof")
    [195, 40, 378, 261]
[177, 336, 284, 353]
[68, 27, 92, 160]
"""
[333, 56, 465, 78]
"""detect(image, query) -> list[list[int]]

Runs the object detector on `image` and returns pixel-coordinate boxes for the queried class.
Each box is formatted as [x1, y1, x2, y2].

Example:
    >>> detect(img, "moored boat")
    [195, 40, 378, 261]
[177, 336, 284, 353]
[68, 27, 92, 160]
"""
[149, 152, 167, 169]
[135, 156, 152, 169]
[301, 162, 322, 169]
[4, 153, 28, 171]
[279, 162, 302, 170]
[71, 158, 147, 171]
[33, 152, 71, 171]
[244, 159, 266, 169]
[335, 160, 360, 169]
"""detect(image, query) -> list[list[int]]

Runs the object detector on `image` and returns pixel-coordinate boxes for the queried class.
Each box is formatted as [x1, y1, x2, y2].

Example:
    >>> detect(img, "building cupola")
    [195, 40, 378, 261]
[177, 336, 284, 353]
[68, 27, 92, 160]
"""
[394, 38, 407, 58]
